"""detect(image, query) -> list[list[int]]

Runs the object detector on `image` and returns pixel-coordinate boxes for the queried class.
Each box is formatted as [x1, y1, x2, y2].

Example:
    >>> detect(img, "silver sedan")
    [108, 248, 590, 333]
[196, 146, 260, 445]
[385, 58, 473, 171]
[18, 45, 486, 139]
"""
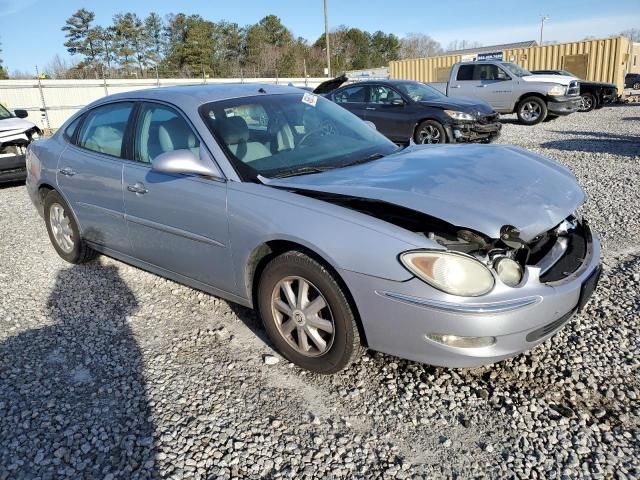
[26, 84, 600, 373]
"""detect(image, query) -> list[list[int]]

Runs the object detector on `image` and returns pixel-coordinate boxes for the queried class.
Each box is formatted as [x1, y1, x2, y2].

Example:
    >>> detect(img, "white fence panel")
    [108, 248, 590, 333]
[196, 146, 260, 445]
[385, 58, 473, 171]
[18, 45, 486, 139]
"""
[0, 77, 326, 130]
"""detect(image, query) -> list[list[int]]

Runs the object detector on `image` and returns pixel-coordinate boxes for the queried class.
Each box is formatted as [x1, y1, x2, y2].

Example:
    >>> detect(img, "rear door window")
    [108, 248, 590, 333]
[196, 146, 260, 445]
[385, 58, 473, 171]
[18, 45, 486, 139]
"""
[333, 85, 368, 104]
[77, 102, 134, 158]
[456, 65, 474, 81]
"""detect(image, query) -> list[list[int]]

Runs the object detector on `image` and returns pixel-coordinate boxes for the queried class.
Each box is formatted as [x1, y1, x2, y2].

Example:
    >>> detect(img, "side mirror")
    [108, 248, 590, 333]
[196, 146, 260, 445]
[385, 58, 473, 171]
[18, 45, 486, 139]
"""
[14, 109, 29, 118]
[391, 99, 405, 106]
[151, 147, 223, 179]
[364, 120, 377, 131]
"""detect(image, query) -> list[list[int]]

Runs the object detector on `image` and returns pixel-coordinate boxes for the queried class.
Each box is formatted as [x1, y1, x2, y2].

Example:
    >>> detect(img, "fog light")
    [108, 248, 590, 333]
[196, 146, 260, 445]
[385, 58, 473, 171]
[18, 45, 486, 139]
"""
[494, 257, 523, 287]
[426, 333, 496, 349]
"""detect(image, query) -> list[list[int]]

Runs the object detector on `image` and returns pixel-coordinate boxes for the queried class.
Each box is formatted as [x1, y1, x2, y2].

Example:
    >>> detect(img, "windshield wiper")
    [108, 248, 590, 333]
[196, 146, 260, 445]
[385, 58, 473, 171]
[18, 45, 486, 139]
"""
[270, 165, 335, 179]
[341, 153, 386, 168]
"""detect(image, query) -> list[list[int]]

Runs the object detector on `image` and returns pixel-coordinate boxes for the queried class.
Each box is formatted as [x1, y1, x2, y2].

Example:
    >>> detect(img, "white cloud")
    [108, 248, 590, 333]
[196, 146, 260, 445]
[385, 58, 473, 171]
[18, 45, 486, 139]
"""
[426, 14, 640, 47]
[0, 0, 38, 17]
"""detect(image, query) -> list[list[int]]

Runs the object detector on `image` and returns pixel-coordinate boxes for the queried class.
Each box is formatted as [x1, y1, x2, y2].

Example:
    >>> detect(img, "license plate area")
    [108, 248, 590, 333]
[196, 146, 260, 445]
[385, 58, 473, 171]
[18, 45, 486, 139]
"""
[578, 266, 601, 312]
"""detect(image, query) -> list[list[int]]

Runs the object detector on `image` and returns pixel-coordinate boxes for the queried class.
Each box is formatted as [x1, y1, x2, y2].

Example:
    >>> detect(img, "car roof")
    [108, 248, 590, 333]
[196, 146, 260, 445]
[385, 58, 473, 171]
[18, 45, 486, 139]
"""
[86, 83, 304, 110]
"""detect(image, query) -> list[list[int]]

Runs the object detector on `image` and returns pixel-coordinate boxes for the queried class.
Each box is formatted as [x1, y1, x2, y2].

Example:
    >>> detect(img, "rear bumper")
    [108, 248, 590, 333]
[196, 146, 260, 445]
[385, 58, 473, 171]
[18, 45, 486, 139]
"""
[547, 96, 581, 115]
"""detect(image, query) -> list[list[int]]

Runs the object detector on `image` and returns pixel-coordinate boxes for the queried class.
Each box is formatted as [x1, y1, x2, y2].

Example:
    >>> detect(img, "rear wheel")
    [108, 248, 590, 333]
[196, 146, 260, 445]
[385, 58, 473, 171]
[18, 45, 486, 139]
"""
[516, 96, 547, 125]
[44, 190, 98, 264]
[257, 251, 364, 374]
[414, 120, 447, 144]
[579, 93, 596, 112]
[633, 81, 640, 90]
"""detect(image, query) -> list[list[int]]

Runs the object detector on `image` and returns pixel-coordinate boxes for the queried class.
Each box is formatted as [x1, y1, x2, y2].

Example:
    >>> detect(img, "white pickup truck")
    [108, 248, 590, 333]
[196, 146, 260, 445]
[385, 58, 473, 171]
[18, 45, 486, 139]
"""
[431, 61, 582, 125]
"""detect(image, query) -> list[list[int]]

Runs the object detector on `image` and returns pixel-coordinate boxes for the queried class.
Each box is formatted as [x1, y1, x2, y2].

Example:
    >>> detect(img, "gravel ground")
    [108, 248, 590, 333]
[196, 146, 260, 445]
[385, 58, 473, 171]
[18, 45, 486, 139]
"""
[1, 105, 639, 479]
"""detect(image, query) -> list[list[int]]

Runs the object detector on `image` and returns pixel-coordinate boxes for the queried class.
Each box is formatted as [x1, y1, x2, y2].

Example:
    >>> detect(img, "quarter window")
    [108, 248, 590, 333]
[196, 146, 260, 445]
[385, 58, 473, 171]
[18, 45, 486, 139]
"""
[134, 103, 200, 164]
[63, 115, 83, 142]
[77, 102, 134, 158]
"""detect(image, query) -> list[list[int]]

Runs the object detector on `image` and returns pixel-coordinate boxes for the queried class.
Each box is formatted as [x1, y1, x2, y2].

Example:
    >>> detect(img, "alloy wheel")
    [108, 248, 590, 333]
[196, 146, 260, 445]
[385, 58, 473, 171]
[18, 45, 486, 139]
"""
[521, 102, 541, 122]
[418, 125, 441, 144]
[580, 95, 594, 111]
[270, 276, 335, 357]
[49, 203, 74, 253]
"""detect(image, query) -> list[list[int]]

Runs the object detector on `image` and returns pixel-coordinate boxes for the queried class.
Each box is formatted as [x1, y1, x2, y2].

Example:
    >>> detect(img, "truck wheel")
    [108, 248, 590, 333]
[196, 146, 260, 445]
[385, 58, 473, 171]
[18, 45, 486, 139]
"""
[579, 93, 596, 112]
[516, 97, 547, 125]
[414, 120, 447, 144]
[633, 82, 640, 90]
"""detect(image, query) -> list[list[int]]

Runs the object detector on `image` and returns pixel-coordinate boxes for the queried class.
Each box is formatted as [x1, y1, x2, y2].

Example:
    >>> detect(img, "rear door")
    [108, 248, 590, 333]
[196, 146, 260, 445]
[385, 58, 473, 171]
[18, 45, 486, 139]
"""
[122, 101, 235, 293]
[57, 101, 134, 254]
[329, 84, 369, 120]
[363, 85, 412, 141]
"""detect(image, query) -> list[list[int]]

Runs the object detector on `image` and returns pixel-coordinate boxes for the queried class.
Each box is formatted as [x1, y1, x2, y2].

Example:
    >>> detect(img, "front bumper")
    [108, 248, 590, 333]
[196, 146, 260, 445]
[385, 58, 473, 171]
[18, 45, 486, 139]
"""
[448, 120, 502, 143]
[547, 95, 582, 115]
[0, 153, 26, 184]
[341, 228, 601, 368]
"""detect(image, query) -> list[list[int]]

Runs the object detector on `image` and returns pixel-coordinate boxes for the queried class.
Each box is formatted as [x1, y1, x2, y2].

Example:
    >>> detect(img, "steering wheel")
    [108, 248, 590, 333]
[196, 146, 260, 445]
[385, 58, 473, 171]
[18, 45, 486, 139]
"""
[298, 121, 337, 147]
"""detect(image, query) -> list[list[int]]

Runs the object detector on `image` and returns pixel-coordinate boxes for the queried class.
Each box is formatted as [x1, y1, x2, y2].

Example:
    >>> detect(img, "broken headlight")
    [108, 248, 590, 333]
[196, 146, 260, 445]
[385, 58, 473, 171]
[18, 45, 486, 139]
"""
[444, 110, 475, 121]
[401, 251, 494, 297]
[494, 257, 523, 287]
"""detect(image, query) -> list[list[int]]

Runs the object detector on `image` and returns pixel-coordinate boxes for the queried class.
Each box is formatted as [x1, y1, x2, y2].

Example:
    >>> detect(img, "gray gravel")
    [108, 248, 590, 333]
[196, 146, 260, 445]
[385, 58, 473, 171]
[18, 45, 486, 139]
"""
[1, 105, 639, 479]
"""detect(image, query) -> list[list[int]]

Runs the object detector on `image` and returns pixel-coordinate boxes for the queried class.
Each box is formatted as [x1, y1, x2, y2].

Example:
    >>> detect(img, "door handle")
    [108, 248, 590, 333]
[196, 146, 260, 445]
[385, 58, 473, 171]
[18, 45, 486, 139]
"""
[127, 182, 148, 194]
[449, 85, 461, 89]
[477, 85, 488, 88]
[59, 167, 76, 176]
[365, 107, 376, 110]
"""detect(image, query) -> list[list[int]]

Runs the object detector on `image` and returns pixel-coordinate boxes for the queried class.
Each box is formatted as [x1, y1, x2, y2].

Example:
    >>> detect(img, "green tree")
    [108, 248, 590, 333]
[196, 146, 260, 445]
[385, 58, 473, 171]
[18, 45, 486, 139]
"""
[62, 8, 102, 70]
[0, 40, 7, 79]
[369, 31, 400, 66]
[144, 13, 166, 67]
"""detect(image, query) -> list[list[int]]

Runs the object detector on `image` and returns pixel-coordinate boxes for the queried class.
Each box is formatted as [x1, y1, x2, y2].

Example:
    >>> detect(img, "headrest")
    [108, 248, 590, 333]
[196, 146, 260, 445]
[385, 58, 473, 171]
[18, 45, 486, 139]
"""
[158, 118, 196, 151]
[219, 116, 249, 145]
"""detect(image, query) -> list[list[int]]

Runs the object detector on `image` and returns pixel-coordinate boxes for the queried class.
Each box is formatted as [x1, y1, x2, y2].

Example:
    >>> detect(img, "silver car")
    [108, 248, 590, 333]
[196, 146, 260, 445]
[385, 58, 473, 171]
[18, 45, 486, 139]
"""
[26, 84, 601, 374]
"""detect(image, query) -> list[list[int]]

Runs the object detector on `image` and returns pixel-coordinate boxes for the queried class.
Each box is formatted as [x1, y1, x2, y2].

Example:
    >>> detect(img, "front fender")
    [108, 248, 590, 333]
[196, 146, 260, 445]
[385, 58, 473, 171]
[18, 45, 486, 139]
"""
[226, 183, 439, 298]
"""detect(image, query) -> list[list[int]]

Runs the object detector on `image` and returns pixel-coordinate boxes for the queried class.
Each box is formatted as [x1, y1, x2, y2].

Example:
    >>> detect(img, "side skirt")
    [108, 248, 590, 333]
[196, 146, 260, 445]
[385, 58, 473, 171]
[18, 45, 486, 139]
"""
[86, 242, 253, 308]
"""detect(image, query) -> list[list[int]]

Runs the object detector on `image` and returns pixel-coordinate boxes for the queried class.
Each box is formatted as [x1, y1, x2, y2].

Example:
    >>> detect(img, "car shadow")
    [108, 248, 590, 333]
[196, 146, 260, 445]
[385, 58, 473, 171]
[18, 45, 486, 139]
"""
[0, 180, 25, 189]
[622, 117, 640, 121]
[0, 263, 157, 478]
[541, 129, 640, 157]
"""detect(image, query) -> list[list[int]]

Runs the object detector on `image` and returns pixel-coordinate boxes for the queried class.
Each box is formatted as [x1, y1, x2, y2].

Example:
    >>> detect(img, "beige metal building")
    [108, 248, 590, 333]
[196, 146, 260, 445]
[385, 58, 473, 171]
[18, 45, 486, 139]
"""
[630, 43, 640, 74]
[390, 36, 632, 91]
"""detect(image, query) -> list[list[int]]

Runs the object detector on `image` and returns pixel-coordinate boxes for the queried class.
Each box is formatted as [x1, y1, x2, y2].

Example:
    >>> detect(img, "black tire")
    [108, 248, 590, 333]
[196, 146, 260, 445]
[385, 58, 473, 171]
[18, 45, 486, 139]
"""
[257, 251, 364, 374]
[579, 93, 596, 112]
[516, 96, 547, 125]
[414, 120, 447, 144]
[633, 82, 640, 90]
[44, 190, 98, 264]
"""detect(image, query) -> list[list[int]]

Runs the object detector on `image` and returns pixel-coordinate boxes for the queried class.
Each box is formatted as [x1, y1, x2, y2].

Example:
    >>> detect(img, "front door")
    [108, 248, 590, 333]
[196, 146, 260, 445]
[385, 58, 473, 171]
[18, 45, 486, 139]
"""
[123, 101, 235, 293]
[57, 102, 134, 254]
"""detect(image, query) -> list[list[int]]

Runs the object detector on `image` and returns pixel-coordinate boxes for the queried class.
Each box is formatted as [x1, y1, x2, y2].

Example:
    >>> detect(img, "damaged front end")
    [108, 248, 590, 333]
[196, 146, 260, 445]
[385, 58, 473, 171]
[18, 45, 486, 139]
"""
[0, 121, 41, 182]
[288, 189, 595, 295]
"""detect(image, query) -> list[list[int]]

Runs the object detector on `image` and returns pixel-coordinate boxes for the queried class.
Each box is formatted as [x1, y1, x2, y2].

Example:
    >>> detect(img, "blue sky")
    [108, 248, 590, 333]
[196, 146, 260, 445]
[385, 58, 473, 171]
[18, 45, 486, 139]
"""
[1, 0, 639, 73]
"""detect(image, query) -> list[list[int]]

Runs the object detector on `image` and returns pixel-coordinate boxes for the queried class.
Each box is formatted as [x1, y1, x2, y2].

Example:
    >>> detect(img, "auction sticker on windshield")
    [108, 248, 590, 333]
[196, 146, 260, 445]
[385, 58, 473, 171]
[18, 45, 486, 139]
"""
[302, 93, 318, 107]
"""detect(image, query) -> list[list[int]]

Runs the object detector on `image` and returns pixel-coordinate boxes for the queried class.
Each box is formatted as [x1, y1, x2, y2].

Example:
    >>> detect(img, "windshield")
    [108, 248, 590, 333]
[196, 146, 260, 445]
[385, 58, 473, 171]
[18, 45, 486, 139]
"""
[200, 93, 398, 179]
[394, 82, 444, 102]
[500, 62, 531, 77]
[0, 104, 12, 120]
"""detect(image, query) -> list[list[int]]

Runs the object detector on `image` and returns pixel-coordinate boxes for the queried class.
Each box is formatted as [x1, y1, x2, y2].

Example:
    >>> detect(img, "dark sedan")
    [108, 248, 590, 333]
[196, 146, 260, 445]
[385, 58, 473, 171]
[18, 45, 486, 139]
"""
[316, 79, 501, 144]
[625, 73, 640, 90]
[531, 70, 618, 112]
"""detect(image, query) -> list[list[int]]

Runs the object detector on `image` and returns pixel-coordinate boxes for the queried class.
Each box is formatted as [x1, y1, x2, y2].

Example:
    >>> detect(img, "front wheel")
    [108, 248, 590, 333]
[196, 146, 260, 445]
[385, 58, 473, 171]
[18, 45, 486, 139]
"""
[257, 251, 364, 374]
[516, 96, 547, 125]
[44, 190, 98, 264]
[414, 120, 447, 144]
[579, 93, 596, 112]
[633, 82, 640, 90]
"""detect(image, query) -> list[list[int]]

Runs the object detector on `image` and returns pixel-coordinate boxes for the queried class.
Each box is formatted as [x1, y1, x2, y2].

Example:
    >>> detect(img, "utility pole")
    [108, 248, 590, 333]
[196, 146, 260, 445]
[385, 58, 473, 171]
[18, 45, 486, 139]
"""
[324, 0, 331, 77]
[539, 15, 549, 45]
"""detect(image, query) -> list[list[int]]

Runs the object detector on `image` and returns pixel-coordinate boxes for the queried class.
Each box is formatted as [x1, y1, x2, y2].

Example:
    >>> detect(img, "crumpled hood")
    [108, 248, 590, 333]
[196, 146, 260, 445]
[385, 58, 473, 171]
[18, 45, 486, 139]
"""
[269, 144, 585, 242]
[419, 97, 495, 115]
[0, 117, 36, 134]
[521, 74, 575, 86]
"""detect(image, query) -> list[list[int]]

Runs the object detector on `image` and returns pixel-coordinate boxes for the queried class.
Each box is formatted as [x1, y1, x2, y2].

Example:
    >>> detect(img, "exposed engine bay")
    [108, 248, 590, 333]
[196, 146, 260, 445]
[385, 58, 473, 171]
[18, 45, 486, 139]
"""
[287, 188, 590, 285]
